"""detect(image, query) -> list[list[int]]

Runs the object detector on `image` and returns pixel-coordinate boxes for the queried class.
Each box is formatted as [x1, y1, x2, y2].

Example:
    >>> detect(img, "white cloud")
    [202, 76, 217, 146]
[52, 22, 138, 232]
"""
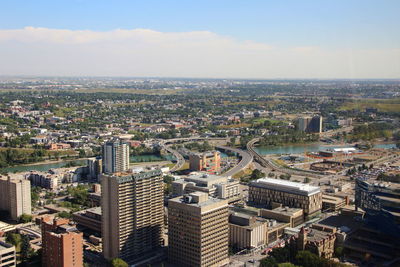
[0, 27, 399, 78]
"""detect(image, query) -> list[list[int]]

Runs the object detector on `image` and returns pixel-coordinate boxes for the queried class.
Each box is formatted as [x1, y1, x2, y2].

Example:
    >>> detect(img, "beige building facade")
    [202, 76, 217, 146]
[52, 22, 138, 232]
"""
[0, 176, 31, 221]
[249, 178, 322, 215]
[322, 194, 346, 212]
[0, 241, 16, 267]
[260, 206, 304, 228]
[168, 192, 229, 267]
[172, 173, 240, 201]
[229, 213, 267, 250]
[101, 170, 164, 263]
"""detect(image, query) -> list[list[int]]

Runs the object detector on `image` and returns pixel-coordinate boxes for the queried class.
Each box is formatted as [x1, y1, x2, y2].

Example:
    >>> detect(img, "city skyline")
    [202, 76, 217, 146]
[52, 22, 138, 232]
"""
[0, 0, 399, 78]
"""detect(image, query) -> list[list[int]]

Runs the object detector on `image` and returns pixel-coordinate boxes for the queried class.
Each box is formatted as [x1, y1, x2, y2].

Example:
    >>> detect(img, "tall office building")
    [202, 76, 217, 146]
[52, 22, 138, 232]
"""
[355, 177, 400, 236]
[0, 176, 31, 221]
[168, 192, 229, 267]
[41, 217, 83, 267]
[101, 170, 164, 263]
[102, 138, 129, 174]
[297, 116, 322, 133]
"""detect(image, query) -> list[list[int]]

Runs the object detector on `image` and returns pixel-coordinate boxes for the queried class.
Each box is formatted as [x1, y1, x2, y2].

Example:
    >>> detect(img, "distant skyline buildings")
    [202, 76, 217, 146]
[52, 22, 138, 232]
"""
[298, 116, 323, 134]
[102, 139, 129, 174]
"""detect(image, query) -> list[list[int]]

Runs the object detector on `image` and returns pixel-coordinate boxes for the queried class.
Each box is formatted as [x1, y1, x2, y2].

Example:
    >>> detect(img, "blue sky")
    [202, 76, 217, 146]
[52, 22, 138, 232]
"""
[2, 0, 399, 48]
[0, 0, 399, 78]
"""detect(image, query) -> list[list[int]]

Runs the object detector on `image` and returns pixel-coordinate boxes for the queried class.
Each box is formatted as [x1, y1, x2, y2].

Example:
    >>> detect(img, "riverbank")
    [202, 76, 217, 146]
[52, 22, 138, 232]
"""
[254, 142, 397, 156]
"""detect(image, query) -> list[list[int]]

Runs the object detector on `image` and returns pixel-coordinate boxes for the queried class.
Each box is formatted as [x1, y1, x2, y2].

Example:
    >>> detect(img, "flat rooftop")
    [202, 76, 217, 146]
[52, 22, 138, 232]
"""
[74, 206, 102, 216]
[322, 195, 345, 204]
[190, 151, 220, 157]
[181, 173, 228, 187]
[169, 195, 225, 208]
[251, 178, 320, 196]
[269, 206, 303, 216]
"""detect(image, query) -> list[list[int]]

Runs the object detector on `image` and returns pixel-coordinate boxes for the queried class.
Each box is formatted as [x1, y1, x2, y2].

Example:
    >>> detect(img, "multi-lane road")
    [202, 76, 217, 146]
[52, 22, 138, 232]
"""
[216, 145, 253, 177]
[247, 138, 324, 178]
[159, 137, 253, 176]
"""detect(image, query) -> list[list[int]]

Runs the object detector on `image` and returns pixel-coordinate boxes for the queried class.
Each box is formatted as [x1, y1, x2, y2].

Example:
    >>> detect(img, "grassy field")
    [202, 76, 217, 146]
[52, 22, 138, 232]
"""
[217, 123, 251, 129]
[178, 161, 190, 171]
[222, 100, 281, 107]
[339, 98, 400, 112]
[75, 88, 187, 95]
[232, 167, 253, 179]
[251, 118, 281, 124]
[0, 147, 77, 156]
[0, 88, 187, 95]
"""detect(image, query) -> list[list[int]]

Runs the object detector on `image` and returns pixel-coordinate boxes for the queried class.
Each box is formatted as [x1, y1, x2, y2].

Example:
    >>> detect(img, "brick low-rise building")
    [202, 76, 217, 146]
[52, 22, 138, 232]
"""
[293, 224, 337, 259]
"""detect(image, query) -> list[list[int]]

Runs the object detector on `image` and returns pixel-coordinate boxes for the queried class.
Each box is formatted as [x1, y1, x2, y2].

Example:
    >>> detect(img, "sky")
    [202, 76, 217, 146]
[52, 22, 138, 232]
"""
[0, 0, 399, 78]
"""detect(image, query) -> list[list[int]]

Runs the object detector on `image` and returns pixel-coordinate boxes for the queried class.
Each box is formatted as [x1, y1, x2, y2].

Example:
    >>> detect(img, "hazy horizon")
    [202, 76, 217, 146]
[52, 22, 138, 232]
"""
[1, 1, 399, 79]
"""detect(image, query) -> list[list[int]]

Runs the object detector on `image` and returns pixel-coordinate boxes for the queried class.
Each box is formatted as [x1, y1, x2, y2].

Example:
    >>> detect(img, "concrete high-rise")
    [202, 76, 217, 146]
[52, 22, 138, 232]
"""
[0, 176, 31, 221]
[87, 156, 102, 181]
[168, 192, 229, 267]
[297, 116, 322, 133]
[101, 170, 164, 263]
[41, 217, 83, 267]
[102, 139, 129, 174]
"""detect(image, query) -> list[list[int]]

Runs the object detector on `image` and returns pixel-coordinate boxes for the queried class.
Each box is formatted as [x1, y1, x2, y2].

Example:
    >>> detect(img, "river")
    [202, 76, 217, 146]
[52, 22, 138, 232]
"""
[1, 144, 394, 173]
[254, 143, 397, 155]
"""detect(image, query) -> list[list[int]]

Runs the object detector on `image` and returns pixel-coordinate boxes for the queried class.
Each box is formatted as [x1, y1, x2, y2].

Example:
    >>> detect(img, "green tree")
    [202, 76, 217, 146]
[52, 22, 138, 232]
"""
[58, 211, 72, 218]
[20, 235, 31, 261]
[260, 256, 277, 267]
[278, 263, 299, 267]
[334, 246, 344, 259]
[269, 247, 290, 263]
[19, 213, 33, 223]
[31, 186, 41, 207]
[295, 250, 320, 267]
[78, 149, 86, 158]
[6, 233, 22, 250]
[251, 169, 264, 180]
[110, 258, 128, 267]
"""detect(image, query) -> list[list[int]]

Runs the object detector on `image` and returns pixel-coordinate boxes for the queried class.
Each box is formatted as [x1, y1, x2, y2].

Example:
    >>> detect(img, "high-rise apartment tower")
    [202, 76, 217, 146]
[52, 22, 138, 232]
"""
[0, 176, 31, 221]
[102, 139, 129, 174]
[101, 170, 164, 263]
